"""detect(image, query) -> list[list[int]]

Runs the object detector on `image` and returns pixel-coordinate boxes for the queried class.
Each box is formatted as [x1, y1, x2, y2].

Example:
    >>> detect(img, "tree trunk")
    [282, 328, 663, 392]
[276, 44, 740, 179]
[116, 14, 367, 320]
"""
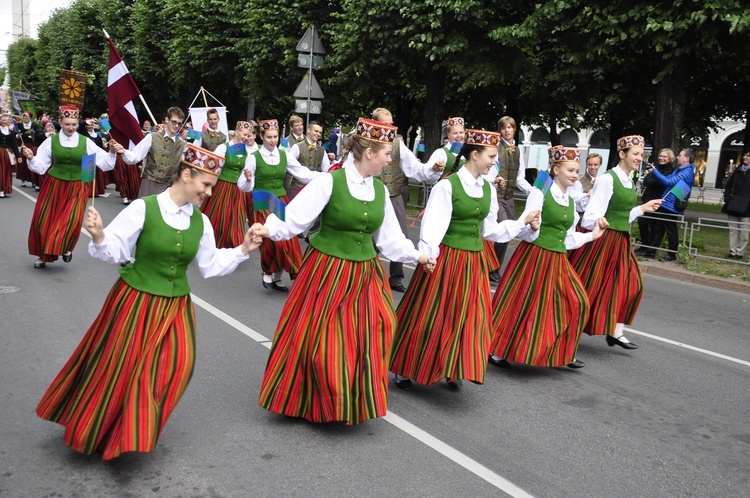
[653, 58, 691, 154]
[422, 66, 446, 155]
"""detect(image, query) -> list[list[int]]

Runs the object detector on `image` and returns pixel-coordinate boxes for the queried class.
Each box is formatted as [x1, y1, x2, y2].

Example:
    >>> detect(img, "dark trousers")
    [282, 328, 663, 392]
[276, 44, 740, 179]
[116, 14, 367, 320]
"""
[649, 208, 680, 252]
[637, 215, 656, 250]
[493, 197, 515, 269]
[389, 185, 410, 285]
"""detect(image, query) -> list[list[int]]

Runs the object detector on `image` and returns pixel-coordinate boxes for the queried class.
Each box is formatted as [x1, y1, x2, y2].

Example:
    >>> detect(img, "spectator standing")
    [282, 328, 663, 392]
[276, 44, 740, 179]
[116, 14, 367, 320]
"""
[722, 150, 750, 259]
[635, 148, 675, 258]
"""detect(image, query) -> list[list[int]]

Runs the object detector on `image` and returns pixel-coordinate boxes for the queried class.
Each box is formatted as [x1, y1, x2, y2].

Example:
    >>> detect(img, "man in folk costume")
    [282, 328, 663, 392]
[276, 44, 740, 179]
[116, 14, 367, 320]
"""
[21, 106, 120, 268]
[486, 116, 533, 282]
[195, 108, 227, 152]
[282, 115, 307, 193]
[116, 107, 187, 197]
[287, 120, 331, 199]
[341, 107, 444, 293]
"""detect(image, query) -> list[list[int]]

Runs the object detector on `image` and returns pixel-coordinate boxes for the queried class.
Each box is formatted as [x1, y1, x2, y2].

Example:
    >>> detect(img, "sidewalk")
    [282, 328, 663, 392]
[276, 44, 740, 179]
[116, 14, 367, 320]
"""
[638, 258, 750, 295]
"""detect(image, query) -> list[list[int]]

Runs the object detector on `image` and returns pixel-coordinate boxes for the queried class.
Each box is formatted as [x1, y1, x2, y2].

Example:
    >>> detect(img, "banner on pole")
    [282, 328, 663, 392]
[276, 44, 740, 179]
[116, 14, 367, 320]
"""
[59, 69, 87, 108]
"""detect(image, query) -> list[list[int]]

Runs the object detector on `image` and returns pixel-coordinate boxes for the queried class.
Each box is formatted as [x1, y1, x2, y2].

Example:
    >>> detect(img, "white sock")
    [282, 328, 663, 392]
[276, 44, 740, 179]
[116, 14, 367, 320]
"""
[272, 271, 283, 282]
[613, 323, 629, 342]
[490, 354, 504, 361]
[262, 273, 273, 283]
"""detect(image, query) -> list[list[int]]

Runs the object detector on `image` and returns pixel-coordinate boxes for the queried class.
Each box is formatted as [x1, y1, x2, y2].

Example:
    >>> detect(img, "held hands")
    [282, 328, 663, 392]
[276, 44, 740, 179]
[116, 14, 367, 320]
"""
[494, 176, 507, 189]
[642, 199, 662, 213]
[85, 206, 105, 244]
[418, 254, 437, 274]
[591, 222, 606, 240]
[595, 217, 609, 230]
[20, 145, 34, 159]
[432, 161, 446, 172]
[523, 210, 541, 231]
[327, 152, 335, 161]
[243, 168, 253, 181]
[249, 222, 269, 240]
[241, 228, 262, 255]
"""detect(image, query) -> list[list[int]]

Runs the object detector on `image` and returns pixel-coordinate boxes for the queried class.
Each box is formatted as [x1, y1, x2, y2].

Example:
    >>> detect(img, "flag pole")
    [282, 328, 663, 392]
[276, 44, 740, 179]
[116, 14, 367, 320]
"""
[103, 29, 158, 127]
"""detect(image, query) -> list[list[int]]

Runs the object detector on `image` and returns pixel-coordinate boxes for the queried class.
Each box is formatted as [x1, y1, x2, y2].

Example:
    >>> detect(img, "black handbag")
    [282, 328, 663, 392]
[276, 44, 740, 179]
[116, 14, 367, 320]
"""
[725, 195, 750, 216]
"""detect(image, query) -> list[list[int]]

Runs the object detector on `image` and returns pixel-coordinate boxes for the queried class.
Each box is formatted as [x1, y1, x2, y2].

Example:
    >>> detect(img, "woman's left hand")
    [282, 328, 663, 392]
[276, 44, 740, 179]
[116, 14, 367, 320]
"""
[418, 254, 437, 274]
[241, 228, 262, 254]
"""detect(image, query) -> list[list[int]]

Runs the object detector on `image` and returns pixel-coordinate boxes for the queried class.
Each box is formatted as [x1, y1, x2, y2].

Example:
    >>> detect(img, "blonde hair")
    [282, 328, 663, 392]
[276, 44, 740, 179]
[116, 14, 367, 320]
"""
[497, 116, 516, 131]
[371, 108, 392, 121]
[288, 115, 303, 127]
[586, 153, 602, 165]
[349, 135, 389, 162]
[659, 148, 676, 164]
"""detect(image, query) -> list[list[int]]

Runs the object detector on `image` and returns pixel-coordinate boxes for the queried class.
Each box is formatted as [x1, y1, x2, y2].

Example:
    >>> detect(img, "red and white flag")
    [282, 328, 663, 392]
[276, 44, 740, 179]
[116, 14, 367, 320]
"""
[107, 36, 143, 149]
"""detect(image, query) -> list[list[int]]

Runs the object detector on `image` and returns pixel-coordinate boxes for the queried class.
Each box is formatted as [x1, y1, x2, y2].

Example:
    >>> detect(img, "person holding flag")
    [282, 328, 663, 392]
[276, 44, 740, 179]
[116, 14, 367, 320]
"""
[488, 146, 604, 370]
[251, 117, 435, 424]
[199, 120, 257, 248]
[568, 135, 662, 350]
[425, 116, 465, 179]
[36, 144, 261, 460]
[643, 147, 695, 261]
[389, 129, 540, 390]
[237, 119, 322, 291]
[21, 106, 119, 269]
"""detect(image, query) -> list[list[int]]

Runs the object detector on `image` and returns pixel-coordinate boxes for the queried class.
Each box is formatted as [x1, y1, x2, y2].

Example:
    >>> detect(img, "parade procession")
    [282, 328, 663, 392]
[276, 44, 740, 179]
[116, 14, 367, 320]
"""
[1, 2, 750, 497]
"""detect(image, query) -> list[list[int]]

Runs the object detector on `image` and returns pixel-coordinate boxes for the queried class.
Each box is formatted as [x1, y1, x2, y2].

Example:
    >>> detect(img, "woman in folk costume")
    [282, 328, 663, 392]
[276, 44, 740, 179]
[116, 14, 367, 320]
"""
[21, 106, 119, 269]
[15, 111, 42, 189]
[252, 118, 435, 424]
[567, 135, 662, 349]
[389, 129, 540, 390]
[200, 120, 257, 248]
[0, 113, 22, 198]
[488, 146, 604, 370]
[36, 145, 260, 460]
[237, 119, 321, 292]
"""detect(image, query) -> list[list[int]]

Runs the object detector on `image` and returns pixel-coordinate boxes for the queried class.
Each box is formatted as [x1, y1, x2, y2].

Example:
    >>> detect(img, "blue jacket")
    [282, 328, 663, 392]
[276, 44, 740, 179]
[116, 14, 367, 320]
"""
[650, 163, 695, 214]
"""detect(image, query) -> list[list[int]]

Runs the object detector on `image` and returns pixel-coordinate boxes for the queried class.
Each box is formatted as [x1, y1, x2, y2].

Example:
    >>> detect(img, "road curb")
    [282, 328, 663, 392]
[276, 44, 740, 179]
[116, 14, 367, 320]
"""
[638, 261, 750, 295]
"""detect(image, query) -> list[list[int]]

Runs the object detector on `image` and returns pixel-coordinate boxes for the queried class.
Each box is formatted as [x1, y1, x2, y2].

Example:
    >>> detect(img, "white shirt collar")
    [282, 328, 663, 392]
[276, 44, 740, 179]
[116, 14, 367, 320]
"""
[346, 163, 374, 187]
[159, 189, 194, 215]
[612, 166, 632, 184]
[501, 137, 516, 147]
[261, 146, 277, 158]
[457, 166, 484, 187]
[60, 132, 79, 144]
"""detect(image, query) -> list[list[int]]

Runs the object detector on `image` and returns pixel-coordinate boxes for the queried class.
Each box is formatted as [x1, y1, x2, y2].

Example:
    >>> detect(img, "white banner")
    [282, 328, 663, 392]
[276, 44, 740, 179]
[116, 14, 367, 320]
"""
[189, 106, 229, 136]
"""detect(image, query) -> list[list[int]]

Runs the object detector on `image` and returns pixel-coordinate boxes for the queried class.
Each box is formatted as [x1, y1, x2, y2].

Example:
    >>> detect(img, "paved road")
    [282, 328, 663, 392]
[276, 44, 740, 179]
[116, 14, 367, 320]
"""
[1, 184, 749, 497]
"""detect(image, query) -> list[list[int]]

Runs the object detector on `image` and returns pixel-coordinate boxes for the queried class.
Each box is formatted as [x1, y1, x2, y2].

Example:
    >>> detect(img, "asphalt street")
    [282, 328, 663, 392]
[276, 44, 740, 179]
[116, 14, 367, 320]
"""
[1, 183, 749, 497]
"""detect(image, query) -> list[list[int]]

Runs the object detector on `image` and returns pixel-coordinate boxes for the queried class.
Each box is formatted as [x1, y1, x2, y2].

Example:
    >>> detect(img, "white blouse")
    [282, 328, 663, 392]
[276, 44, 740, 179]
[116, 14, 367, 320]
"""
[236, 145, 321, 192]
[89, 189, 249, 277]
[213, 141, 258, 172]
[418, 166, 528, 258]
[264, 165, 422, 264]
[289, 139, 332, 172]
[581, 166, 643, 230]
[518, 183, 594, 250]
[28, 132, 117, 174]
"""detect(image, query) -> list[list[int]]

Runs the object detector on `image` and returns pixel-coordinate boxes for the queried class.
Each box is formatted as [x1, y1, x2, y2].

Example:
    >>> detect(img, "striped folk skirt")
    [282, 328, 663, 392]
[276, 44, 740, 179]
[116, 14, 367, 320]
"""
[390, 245, 492, 385]
[28, 176, 88, 262]
[483, 239, 502, 272]
[0, 147, 14, 194]
[490, 242, 590, 367]
[568, 229, 643, 336]
[200, 179, 249, 248]
[253, 196, 301, 276]
[112, 156, 141, 201]
[93, 167, 113, 197]
[259, 249, 396, 424]
[36, 278, 196, 460]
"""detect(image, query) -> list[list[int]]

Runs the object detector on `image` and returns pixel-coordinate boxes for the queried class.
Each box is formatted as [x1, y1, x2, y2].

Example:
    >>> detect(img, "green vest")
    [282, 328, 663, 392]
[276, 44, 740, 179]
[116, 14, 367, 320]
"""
[290, 139, 325, 191]
[47, 134, 88, 181]
[200, 129, 227, 152]
[603, 169, 637, 232]
[442, 173, 491, 251]
[532, 191, 574, 253]
[309, 169, 386, 261]
[254, 149, 287, 197]
[439, 146, 465, 180]
[119, 195, 203, 297]
[497, 140, 520, 199]
[143, 132, 186, 185]
[219, 141, 246, 183]
[379, 139, 407, 196]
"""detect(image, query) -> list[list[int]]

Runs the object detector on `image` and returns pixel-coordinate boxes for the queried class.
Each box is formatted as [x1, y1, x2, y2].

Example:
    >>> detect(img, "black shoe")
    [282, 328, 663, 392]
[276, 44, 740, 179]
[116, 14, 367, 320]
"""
[34, 258, 46, 269]
[394, 376, 412, 390]
[62, 252, 72, 263]
[488, 354, 511, 368]
[567, 358, 586, 369]
[34, 185, 40, 191]
[391, 283, 407, 293]
[634, 248, 646, 256]
[639, 250, 656, 258]
[605, 335, 638, 349]
[446, 379, 461, 389]
[489, 271, 500, 283]
[262, 279, 289, 292]
[661, 254, 677, 262]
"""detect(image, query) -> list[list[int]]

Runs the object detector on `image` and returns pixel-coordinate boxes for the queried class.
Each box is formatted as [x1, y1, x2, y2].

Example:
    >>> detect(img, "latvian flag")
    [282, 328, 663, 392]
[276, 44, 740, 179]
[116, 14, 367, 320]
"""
[107, 36, 144, 149]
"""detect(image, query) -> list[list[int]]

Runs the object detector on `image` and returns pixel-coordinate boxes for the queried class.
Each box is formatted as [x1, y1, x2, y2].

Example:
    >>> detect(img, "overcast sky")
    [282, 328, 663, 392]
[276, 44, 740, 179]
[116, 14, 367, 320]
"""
[1, 0, 74, 66]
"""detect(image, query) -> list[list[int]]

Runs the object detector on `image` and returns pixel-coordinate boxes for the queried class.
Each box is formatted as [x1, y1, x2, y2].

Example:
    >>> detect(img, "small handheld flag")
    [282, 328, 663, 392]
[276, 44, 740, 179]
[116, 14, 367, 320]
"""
[228, 143, 245, 159]
[279, 137, 290, 150]
[98, 118, 111, 133]
[253, 190, 286, 221]
[81, 153, 96, 183]
[187, 128, 202, 141]
[417, 143, 426, 152]
[495, 159, 501, 171]
[533, 170, 553, 195]
[449, 142, 463, 154]
[665, 179, 691, 201]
